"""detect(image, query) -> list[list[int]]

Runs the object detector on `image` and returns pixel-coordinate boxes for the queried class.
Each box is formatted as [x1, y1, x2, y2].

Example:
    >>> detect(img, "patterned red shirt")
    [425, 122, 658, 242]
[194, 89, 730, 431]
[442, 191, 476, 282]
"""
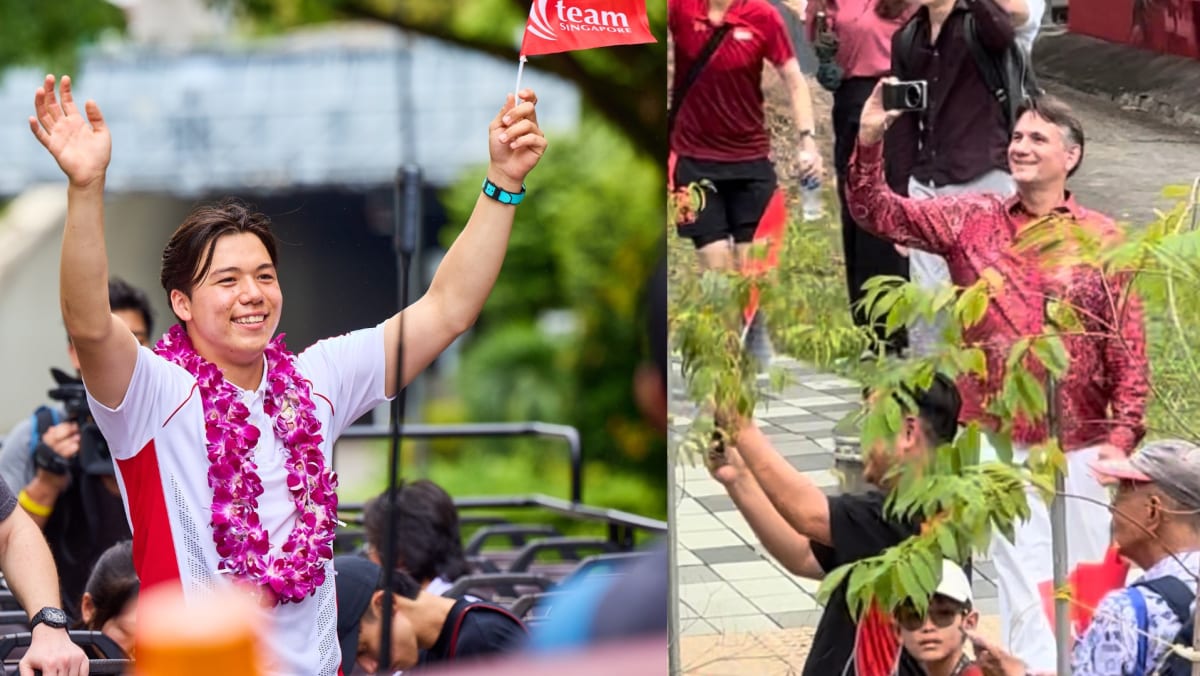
[846, 140, 1148, 452]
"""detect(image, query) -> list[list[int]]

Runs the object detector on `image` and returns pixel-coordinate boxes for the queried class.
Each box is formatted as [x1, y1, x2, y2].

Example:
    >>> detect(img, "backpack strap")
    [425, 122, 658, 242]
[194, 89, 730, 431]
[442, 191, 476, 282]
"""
[667, 23, 733, 137]
[892, 17, 920, 81]
[1128, 585, 1151, 676]
[1135, 576, 1195, 626]
[445, 602, 528, 659]
[961, 14, 1012, 120]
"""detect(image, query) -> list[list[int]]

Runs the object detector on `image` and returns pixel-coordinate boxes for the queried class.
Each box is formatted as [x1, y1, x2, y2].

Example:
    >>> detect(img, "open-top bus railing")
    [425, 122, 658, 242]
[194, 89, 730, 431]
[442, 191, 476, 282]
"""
[334, 422, 667, 550]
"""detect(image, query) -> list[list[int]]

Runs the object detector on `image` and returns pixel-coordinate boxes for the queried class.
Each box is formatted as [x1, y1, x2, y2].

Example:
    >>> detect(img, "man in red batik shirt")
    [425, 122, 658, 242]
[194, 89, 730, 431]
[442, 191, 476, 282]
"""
[846, 85, 1149, 672]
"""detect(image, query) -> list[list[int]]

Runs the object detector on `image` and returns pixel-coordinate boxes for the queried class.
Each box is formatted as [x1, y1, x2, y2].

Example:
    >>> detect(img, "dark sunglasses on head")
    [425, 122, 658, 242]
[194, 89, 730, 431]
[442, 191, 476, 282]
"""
[895, 598, 968, 632]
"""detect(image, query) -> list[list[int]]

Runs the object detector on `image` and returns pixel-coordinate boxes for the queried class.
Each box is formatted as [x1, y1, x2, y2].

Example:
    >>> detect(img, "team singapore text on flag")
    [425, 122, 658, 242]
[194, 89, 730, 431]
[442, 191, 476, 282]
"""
[511, 0, 658, 98]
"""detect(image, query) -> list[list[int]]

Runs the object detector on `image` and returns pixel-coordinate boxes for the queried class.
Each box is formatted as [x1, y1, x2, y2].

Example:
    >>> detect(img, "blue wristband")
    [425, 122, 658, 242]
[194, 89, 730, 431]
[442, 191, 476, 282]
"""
[482, 177, 526, 205]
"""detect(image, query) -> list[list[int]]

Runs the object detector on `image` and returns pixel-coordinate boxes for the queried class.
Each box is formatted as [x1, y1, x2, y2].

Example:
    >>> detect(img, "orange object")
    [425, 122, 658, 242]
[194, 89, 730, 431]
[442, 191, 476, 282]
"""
[134, 584, 267, 676]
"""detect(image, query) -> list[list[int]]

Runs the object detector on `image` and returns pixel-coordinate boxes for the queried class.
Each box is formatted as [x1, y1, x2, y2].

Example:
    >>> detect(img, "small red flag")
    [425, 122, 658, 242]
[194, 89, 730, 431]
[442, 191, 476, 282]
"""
[520, 0, 658, 56]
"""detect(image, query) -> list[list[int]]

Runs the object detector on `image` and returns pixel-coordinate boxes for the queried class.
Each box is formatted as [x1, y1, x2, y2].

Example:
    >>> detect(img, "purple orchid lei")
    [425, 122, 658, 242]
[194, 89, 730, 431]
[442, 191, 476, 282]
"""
[154, 324, 338, 606]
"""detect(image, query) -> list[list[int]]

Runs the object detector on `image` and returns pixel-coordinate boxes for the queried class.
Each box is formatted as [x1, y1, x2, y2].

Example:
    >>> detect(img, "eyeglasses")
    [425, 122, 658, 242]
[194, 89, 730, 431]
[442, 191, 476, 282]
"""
[894, 600, 968, 632]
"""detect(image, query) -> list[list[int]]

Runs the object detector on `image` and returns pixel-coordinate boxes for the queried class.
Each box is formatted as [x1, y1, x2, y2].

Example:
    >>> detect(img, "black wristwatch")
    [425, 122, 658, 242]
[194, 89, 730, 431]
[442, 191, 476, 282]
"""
[30, 607, 68, 630]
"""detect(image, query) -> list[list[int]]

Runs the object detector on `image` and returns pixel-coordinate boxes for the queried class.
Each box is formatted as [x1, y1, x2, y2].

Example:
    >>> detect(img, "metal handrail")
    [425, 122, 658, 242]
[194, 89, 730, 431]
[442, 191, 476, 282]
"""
[336, 422, 583, 504]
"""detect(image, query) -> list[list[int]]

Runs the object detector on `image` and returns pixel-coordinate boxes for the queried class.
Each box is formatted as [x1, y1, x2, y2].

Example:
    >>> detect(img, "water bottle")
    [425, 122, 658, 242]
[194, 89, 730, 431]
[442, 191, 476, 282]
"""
[799, 150, 823, 222]
[800, 174, 824, 222]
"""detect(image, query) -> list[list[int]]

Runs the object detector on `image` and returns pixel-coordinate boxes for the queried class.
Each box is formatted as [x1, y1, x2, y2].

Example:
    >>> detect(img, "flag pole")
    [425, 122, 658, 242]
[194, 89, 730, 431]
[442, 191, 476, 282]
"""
[514, 55, 528, 104]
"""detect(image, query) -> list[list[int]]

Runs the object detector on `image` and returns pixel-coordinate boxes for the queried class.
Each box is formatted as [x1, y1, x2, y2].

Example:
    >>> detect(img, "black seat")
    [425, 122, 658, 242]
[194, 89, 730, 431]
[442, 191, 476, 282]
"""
[507, 537, 619, 580]
[443, 573, 556, 603]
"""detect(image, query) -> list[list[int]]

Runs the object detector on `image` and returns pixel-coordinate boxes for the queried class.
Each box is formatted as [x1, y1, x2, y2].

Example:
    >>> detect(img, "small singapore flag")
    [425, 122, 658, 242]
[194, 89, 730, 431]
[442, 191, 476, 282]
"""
[520, 0, 658, 56]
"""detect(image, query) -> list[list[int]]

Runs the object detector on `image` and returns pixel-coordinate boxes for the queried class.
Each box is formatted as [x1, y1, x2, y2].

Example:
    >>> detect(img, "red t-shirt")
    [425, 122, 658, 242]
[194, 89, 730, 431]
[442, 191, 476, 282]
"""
[668, 0, 795, 162]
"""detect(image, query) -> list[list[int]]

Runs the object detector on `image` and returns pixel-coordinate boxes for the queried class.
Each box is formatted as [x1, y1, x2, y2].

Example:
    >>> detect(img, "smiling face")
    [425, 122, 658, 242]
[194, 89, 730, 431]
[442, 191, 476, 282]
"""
[169, 232, 282, 377]
[1008, 111, 1082, 189]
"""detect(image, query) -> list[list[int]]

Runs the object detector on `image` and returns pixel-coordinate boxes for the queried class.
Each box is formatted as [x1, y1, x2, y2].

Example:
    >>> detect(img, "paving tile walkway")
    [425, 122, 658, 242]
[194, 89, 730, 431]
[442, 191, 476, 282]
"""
[671, 356, 1003, 674]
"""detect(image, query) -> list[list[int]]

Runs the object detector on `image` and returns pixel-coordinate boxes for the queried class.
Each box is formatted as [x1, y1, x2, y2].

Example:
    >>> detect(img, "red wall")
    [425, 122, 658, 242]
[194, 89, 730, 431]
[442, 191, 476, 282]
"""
[1069, 0, 1200, 59]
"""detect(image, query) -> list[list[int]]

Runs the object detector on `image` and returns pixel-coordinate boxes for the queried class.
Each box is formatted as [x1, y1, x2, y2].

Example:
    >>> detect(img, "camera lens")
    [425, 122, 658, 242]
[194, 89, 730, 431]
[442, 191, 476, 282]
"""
[904, 84, 922, 109]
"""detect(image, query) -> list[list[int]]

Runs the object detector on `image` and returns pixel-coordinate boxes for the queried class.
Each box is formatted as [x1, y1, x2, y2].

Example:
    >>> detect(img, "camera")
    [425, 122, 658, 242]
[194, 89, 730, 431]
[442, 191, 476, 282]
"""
[46, 368, 114, 476]
[882, 80, 928, 112]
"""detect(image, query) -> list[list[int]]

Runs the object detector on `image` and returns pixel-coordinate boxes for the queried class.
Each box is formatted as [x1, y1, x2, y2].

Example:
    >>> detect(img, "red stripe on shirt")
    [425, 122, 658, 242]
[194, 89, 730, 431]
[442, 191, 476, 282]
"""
[117, 440, 182, 590]
[162, 383, 198, 428]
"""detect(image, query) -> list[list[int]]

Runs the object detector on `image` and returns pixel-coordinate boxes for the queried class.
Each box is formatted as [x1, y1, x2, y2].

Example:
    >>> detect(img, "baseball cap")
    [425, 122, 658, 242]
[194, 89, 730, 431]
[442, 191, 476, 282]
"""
[1090, 439, 1200, 508]
[934, 559, 973, 606]
[335, 555, 383, 676]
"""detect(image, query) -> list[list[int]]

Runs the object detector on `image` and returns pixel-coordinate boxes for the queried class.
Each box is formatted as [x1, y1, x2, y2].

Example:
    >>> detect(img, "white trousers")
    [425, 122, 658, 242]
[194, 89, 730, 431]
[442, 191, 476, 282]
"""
[906, 171, 1016, 357]
[980, 439, 1113, 673]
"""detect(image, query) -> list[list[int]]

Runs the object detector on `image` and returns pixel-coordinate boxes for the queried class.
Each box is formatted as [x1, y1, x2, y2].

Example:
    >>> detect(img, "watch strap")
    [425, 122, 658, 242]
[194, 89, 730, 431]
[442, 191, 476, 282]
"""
[482, 177, 526, 205]
[30, 607, 68, 630]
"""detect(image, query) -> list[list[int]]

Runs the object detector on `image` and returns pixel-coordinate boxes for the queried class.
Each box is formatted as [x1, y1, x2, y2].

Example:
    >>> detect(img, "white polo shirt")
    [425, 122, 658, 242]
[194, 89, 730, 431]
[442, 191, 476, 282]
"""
[88, 324, 390, 676]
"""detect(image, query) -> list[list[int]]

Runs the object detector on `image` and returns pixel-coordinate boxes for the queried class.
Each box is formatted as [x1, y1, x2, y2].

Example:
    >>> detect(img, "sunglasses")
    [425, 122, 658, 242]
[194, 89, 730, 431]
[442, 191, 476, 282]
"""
[895, 599, 968, 632]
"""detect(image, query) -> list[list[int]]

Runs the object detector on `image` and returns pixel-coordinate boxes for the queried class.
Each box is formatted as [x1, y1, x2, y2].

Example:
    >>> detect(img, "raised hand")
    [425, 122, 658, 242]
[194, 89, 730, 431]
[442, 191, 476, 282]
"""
[28, 75, 111, 189]
[858, 78, 904, 146]
[488, 89, 548, 190]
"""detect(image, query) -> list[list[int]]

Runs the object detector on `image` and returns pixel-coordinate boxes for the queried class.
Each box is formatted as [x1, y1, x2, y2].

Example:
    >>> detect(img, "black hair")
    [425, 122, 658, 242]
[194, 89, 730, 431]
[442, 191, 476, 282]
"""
[899, 372, 962, 446]
[386, 569, 423, 601]
[81, 540, 137, 632]
[108, 277, 155, 336]
[160, 198, 279, 323]
[362, 480, 469, 585]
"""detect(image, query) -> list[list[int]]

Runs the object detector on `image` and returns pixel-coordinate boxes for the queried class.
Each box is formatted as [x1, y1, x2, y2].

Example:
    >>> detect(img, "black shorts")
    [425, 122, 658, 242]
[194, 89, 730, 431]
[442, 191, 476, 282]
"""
[673, 157, 777, 249]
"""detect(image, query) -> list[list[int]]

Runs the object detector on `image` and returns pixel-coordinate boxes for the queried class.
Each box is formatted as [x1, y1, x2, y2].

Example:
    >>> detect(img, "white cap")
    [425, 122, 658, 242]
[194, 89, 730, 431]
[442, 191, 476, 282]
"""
[935, 559, 973, 606]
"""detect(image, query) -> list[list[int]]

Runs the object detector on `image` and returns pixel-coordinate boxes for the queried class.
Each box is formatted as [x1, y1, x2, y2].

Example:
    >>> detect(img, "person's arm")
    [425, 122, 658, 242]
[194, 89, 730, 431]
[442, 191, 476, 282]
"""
[381, 89, 547, 398]
[0, 498, 89, 675]
[707, 445, 825, 578]
[775, 59, 824, 180]
[763, 3, 822, 181]
[17, 422, 80, 529]
[966, 0, 1019, 52]
[846, 80, 978, 256]
[729, 423, 833, 546]
[985, 0, 1034, 27]
[965, 629, 1031, 676]
[29, 75, 139, 411]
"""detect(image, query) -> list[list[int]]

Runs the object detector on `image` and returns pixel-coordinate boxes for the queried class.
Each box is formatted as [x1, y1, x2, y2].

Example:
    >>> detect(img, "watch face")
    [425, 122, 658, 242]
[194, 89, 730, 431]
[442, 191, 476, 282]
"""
[36, 607, 68, 628]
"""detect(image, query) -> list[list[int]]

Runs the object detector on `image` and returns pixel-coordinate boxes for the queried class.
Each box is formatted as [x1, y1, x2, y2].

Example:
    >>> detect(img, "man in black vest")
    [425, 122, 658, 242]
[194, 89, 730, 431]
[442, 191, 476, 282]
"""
[0, 277, 151, 622]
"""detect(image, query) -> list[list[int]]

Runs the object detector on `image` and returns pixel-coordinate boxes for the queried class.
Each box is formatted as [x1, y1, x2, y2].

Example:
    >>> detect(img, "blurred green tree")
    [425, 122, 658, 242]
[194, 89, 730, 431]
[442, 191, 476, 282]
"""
[217, 0, 666, 161]
[0, 0, 124, 74]
[440, 113, 666, 503]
